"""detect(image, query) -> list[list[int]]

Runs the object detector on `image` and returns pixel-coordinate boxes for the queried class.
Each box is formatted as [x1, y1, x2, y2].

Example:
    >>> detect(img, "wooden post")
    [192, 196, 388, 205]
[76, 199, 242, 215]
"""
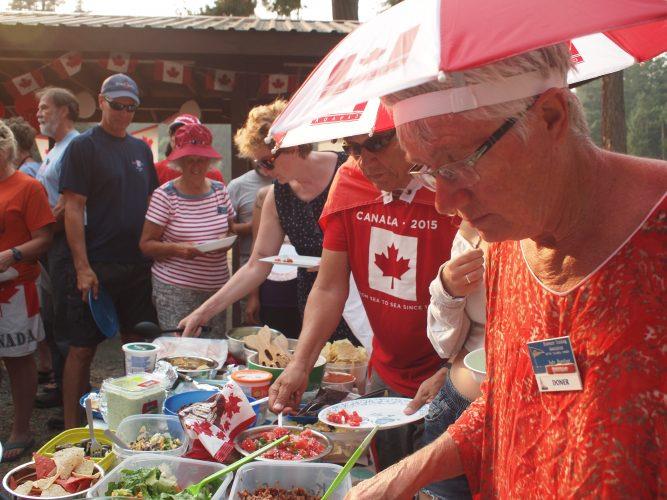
[601, 71, 627, 153]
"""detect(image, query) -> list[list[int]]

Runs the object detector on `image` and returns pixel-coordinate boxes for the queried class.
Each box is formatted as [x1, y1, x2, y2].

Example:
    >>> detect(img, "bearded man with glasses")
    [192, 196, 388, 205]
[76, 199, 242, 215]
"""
[269, 126, 459, 471]
[58, 73, 159, 429]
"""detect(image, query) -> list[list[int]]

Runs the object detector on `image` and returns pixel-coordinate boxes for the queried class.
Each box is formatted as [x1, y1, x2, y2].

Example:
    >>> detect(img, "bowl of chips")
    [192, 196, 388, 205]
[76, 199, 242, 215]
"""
[3, 448, 103, 499]
[247, 353, 327, 392]
[320, 340, 369, 394]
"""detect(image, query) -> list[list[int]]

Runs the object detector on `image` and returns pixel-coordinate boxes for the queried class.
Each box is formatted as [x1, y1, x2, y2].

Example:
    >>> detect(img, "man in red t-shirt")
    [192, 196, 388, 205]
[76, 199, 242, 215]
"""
[154, 114, 224, 185]
[269, 129, 458, 470]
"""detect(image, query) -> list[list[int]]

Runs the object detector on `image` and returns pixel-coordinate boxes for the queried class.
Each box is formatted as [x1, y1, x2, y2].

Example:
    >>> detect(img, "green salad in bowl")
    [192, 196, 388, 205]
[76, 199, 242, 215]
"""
[106, 466, 220, 500]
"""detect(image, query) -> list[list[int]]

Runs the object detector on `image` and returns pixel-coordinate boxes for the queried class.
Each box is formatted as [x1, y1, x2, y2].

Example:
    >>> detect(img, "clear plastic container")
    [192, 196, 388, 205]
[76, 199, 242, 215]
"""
[100, 373, 166, 430]
[112, 414, 189, 460]
[86, 455, 232, 500]
[228, 462, 351, 500]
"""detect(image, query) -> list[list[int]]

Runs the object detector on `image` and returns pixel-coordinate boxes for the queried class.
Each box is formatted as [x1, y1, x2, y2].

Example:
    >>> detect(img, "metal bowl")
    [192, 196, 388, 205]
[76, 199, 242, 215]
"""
[159, 355, 218, 379]
[3, 460, 104, 499]
[225, 326, 285, 363]
[233, 425, 332, 462]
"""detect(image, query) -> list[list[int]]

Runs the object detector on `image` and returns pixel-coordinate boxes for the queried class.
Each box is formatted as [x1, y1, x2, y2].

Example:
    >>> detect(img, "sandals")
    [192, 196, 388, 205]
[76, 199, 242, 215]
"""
[1, 437, 35, 463]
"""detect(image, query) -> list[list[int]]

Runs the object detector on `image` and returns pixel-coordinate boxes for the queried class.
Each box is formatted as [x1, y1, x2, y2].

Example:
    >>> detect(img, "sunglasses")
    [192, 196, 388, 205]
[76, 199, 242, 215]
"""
[254, 149, 282, 170]
[342, 130, 396, 158]
[104, 97, 138, 113]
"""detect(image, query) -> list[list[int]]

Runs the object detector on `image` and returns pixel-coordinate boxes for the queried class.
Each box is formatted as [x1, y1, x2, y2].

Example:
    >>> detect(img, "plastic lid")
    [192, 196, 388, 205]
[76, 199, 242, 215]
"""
[231, 369, 272, 384]
[123, 342, 158, 352]
[104, 373, 164, 394]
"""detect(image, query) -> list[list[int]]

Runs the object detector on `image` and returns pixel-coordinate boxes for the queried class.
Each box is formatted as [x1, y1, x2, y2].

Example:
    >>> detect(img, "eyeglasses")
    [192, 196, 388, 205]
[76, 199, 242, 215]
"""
[254, 150, 282, 170]
[342, 130, 396, 158]
[104, 97, 138, 113]
[409, 117, 518, 191]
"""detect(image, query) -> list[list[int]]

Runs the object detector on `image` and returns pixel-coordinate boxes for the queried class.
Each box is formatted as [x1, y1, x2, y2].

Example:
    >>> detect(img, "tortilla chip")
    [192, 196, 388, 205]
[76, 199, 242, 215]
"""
[13, 481, 34, 496]
[322, 340, 368, 363]
[73, 459, 95, 476]
[40, 483, 69, 497]
[52, 447, 85, 479]
[32, 474, 58, 491]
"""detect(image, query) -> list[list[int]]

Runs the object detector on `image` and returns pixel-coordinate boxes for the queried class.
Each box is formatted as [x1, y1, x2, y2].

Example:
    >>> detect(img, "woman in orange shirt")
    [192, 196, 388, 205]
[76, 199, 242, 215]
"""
[0, 122, 54, 462]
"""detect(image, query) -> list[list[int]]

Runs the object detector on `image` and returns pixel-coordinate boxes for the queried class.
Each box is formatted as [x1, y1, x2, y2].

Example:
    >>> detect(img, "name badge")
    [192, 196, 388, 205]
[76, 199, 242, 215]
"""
[526, 336, 583, 392]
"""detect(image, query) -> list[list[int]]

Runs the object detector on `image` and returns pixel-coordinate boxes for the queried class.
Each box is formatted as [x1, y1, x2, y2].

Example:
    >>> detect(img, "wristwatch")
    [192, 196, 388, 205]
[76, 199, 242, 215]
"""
[10, 247, 23, 262]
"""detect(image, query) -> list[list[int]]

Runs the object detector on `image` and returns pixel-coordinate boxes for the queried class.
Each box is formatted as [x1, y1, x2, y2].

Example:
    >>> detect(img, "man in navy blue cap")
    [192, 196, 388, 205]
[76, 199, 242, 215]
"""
[58, 73, 159, 429]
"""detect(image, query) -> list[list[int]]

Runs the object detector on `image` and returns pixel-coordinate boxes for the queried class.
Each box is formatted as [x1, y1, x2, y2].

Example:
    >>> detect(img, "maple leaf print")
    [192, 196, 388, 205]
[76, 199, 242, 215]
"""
[112, 55, 126, 66]
[191, 421, 214, 437]
[374, 243, 410, 289]
[166, 66, 181, 79]
[271, 78, 285, 89]
[225, 393, 241, 417]
[66, 54, 82, 68]
[218, 73, 231, 86]
[360, 48, 385, 65]
[18, 77, 33, 89]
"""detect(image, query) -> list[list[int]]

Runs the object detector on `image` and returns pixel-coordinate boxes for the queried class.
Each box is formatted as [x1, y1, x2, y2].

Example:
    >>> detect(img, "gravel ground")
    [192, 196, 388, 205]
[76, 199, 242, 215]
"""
[0, 336, 124, 479]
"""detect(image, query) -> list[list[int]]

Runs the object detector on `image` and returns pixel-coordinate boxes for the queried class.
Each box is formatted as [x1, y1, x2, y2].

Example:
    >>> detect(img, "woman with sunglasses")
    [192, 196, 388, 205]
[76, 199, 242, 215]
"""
[178, 100, 360, 345]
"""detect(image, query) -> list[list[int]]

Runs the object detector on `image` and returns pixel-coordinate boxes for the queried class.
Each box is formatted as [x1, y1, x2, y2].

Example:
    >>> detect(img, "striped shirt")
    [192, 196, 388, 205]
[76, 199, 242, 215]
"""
[145, 180, 235, 291]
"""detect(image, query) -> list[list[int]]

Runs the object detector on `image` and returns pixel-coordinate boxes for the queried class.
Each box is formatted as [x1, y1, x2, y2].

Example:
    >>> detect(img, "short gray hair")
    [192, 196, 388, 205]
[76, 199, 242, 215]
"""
[0, 121, 17, 164]
[36, 87, 79, 121]
[382, 43, 590, 156]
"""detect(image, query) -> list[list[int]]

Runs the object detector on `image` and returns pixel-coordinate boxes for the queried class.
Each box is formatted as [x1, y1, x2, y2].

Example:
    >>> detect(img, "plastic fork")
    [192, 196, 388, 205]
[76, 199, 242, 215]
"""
[84, 397, 104, 457]
[184, 434, 289, 496]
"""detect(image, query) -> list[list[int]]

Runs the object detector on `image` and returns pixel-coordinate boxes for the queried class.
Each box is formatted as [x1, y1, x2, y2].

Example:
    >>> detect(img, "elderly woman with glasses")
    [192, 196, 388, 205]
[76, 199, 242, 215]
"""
[347, 43, 666, 500]
[140, 123, 237, 338]
[178, 100, 360, 345]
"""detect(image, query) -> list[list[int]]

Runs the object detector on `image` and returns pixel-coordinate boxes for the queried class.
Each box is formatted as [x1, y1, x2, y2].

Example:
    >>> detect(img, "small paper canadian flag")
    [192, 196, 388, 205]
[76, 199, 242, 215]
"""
[51, 52, 83, 79]
[260, 73, 298, 95]
[154, 60, 192, 85]
[205, 70, 235, 92]
[4, 70, 45, 98]
[99, 52, 137, 73]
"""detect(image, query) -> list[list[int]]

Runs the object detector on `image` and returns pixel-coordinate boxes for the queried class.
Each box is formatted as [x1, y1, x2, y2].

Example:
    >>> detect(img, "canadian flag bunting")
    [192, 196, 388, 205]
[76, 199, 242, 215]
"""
[205, 69, 235, 92]
[260, 73, 299, 95]
[98, 52, 137, 73]
[154, 60, 192, 85]
[50, 52, 83, 79]
[4, 70, 45, 98]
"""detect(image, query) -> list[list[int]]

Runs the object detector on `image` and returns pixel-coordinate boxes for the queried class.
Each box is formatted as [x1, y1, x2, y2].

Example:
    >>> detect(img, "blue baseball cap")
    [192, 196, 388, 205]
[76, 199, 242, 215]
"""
[100, 73, 140, 104]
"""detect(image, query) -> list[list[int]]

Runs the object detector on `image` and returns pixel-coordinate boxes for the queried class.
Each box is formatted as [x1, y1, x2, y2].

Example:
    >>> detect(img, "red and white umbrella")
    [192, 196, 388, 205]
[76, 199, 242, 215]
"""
[271, 0, 667, 147]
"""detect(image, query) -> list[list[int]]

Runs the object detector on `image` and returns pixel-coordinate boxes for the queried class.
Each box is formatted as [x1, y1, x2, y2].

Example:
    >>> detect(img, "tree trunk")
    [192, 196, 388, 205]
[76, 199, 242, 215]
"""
[332, 0, 358, 20]
[601, 71, 627, 153]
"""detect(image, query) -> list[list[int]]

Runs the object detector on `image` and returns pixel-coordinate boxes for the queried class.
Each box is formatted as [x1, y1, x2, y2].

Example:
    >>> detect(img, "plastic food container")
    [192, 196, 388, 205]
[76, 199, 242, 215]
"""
[101, 373, 166, 430]
[85, 454, 232, 500]
[122, 342, 160, 374]
[228, 462, 351, 500]
[112, 414, 189, 460]
[231, 370, 272, 399]
[3, 460, 104, 500]
[37, 428, 116, 471]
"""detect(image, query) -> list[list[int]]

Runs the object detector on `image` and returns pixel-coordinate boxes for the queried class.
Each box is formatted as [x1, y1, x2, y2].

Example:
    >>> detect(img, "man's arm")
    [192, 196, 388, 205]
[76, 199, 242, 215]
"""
[62, 189, 97, 301]
[232, 220, 252, 236]
[269, 249, 351, 413]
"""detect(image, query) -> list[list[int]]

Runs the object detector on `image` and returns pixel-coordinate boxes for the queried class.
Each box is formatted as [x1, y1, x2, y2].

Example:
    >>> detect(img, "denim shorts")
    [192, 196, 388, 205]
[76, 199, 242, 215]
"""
[421, 374, 472, 500]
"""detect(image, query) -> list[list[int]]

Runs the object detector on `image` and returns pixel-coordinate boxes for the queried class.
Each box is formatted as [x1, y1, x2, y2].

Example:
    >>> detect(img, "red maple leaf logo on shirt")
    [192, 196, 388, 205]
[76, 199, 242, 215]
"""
[374, 244, 410, 289]
[166, 66, 181, 79]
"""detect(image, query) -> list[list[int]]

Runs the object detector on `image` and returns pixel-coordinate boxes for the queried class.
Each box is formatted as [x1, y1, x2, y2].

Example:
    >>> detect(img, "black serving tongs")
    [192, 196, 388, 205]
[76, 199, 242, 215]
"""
[295, 387, 389, 417]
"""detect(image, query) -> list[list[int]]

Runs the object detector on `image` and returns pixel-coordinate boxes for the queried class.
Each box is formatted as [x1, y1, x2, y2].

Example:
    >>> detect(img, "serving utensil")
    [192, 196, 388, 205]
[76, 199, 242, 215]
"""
[184, 435, 289, 496]
[84, 398, 103, 457]
[320, 425, 379, 500]
[103, 429, 129, 449]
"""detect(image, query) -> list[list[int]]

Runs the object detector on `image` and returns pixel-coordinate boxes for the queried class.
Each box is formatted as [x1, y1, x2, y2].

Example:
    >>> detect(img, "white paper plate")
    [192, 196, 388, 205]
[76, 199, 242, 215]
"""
[259, 255, 321, 268]
[195, 235, 237, 253]
[318, 397, 429, 430]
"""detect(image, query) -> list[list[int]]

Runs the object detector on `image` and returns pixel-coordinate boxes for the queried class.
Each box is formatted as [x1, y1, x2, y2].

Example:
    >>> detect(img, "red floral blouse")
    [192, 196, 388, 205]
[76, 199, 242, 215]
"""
[448, 196, 666, 498]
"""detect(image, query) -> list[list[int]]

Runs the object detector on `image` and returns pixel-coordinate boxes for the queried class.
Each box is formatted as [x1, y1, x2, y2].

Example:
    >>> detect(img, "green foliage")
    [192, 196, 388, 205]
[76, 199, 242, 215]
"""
[262, 0, 302, 17]
[9, 0, 63, 10]
[198, 0, 256, 16]
[576, 57, 666, 159]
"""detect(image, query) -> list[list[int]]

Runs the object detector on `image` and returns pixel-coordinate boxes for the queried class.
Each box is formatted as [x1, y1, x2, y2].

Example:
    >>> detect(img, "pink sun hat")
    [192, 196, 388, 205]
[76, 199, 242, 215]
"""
[167, 123, 221, 161]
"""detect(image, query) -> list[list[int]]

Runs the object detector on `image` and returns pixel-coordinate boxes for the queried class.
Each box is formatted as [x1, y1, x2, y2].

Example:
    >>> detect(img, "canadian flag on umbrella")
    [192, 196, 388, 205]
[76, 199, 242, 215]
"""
[205, 69, 235, 92]
[50, 52, 83, 79]
[98, 52, 137, 73]
[4, 70, 45, 98]
[155, 60, 192, 85]
[260, 74, 298, 95]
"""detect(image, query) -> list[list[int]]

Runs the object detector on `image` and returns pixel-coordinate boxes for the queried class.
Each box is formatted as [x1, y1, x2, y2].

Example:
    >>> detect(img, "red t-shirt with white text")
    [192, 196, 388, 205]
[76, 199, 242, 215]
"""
[321, 163, 457, 396]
